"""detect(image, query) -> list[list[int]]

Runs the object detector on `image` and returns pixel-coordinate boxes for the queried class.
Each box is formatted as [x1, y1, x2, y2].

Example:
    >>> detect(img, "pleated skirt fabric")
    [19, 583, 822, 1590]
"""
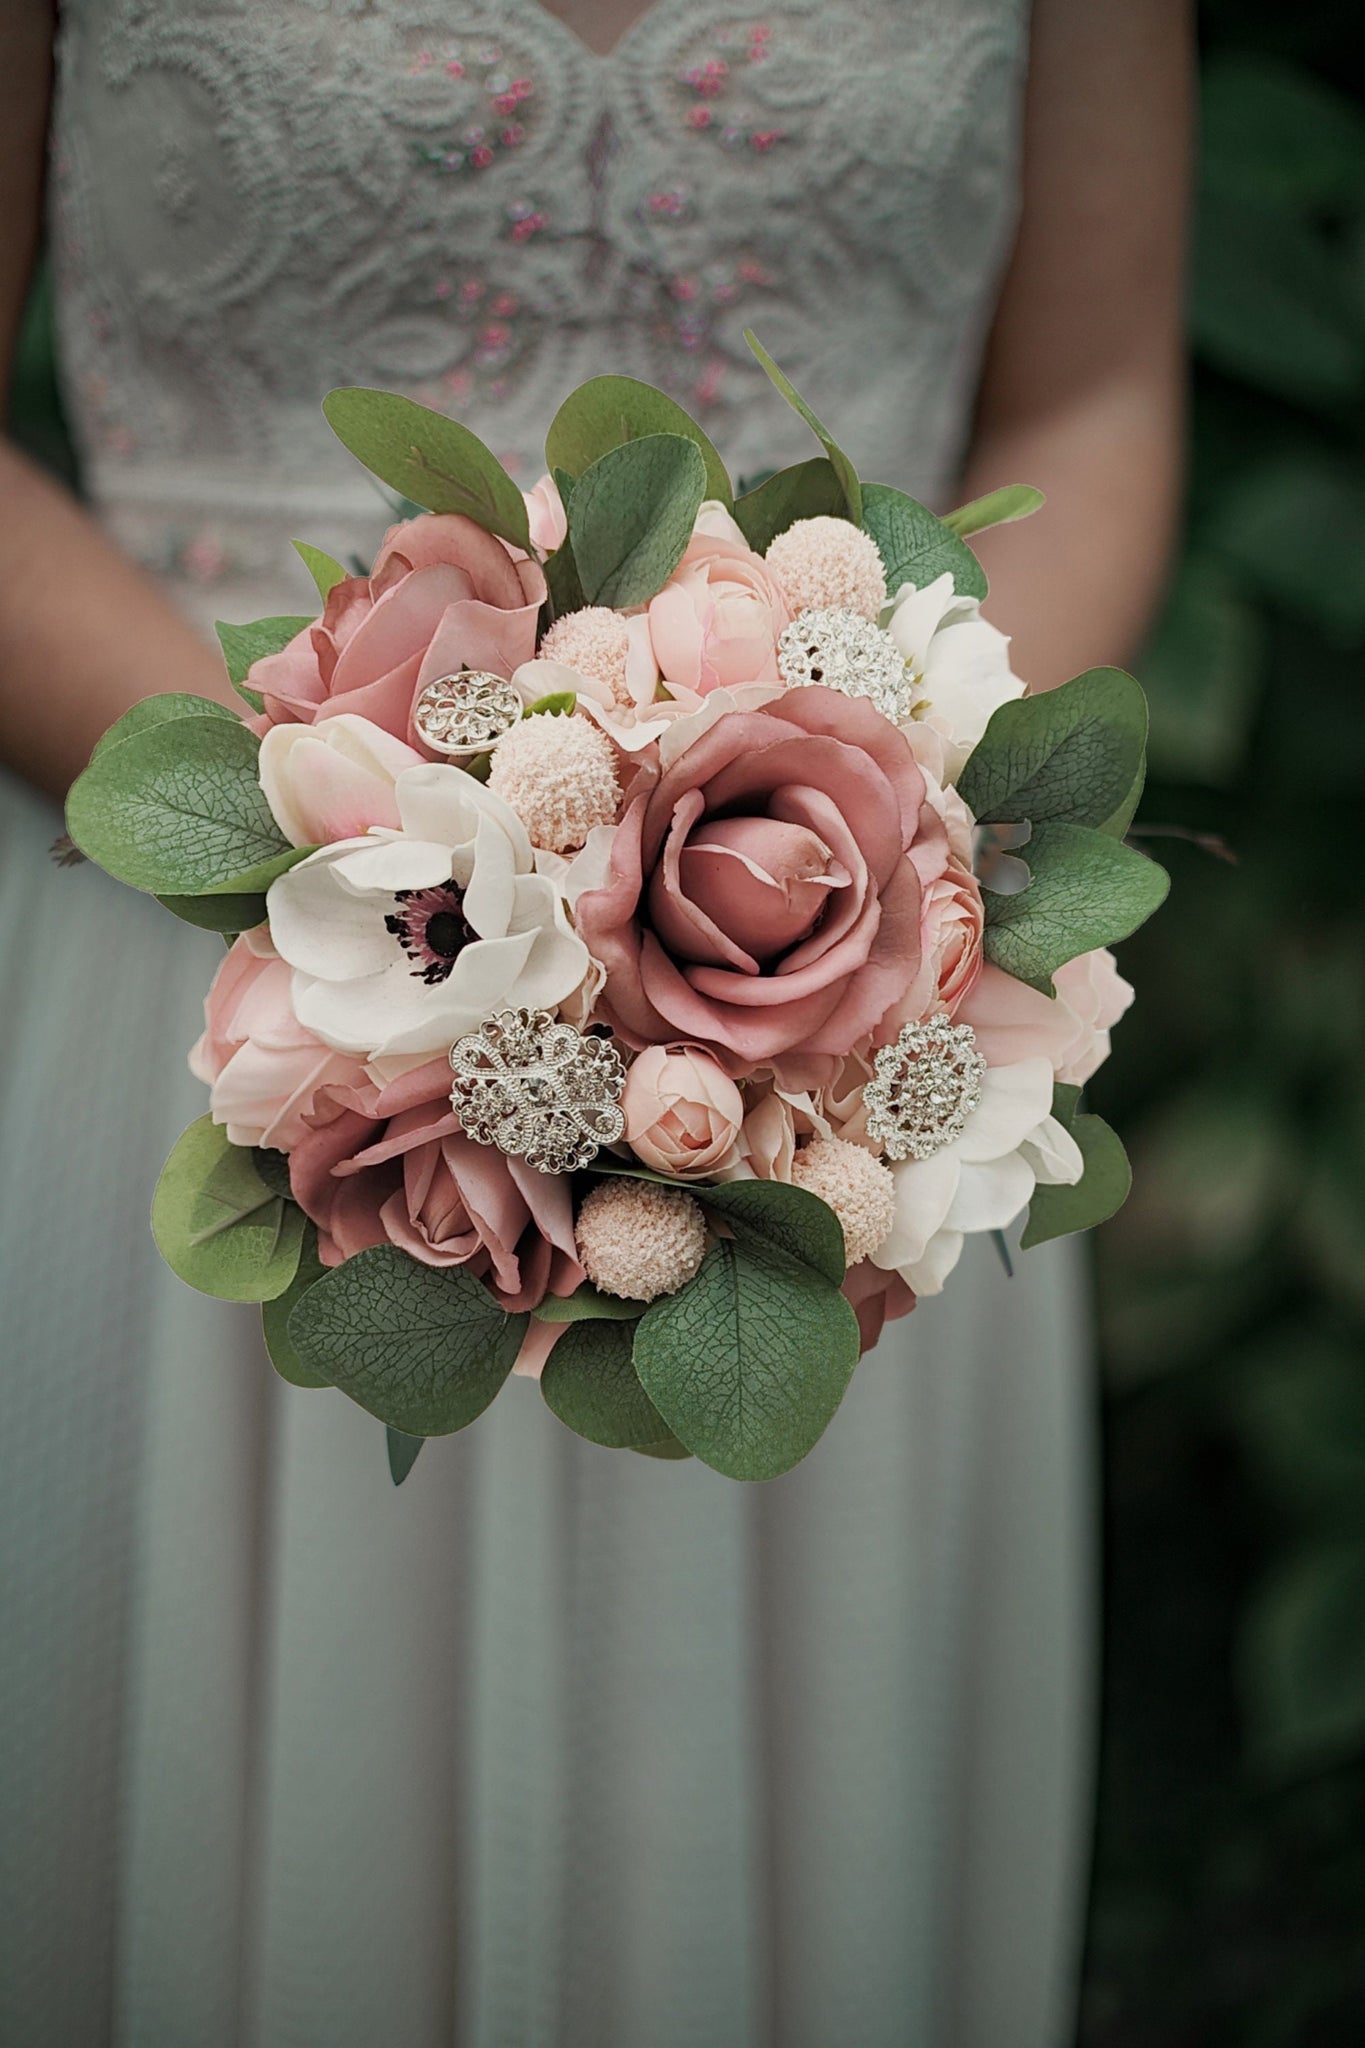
[0, 766, 1093, 2048]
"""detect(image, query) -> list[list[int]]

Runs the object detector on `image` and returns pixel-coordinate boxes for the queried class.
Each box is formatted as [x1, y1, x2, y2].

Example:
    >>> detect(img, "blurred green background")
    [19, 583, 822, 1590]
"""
[7, 5, 1364, 2040]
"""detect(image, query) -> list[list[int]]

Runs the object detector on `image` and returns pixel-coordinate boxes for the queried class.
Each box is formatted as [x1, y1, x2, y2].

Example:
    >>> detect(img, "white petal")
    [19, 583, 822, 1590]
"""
[902, 1228, 965, 1296]
[332, 835, 451, 894]
[395, 762, 532, 871]
[267, 849, 393, 980]
[943, 1150, 1035, 1233]
[1021, 1116, 1086, 1186]
[291, 958, 429, 1052]
[955, 1057, 1056, 1163]
[461, 810, 518, 935]
[872, 1148, 961, 1271]
[884, 573, 958, 661]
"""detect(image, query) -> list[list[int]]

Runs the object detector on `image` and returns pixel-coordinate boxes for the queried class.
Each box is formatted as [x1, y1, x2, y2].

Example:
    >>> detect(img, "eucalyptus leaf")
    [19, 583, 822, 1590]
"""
[633, 1238, 860, 1481]
[66, 715, 299, 897]
[387, 1427, 425, 1486]
[1021, 1111, 1132, 1248]
[261, 1226, 331, 1387]
[545, 375, 732, 505]
[152, 1116, 306, 1303]
[215, 616, 315, 713]
[631, 1436, 692, 1461]
[943, 484, 1045, 537]
[543, 534, 584, 620]
[540, 1319, 672, 1449]
[860, 482, 988, 601]
[155, 891, 269, 933]
[91, 692, 239, 761]
[287, 1245, 527, 1436]
[983, 820, 1169, 993]
[568, 434, 707, 608]
[291, 538, 349, 599]
[957, 668, 1149, 838]
[522, 690, 576, 717]
[732, 457, 848, 554]
[531, 1284, 643, 1323]
[602, 1166, 848, 1287]
[744, 331, 862, 522]
[322, 387, 531, 549]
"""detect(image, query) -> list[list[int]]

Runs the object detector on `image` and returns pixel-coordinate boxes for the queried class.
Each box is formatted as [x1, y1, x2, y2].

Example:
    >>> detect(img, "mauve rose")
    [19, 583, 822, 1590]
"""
[288, 1059, 582, 1311]
[190, 934, 368, 1151]
[247, 514, 545, 746]
[843, 1261, 916, 1354]
[958, 950, 1134, 1085]
[623, 1044, 745, 1177]
[646, 525, 792, 694]
[576, 686, 949, 1065]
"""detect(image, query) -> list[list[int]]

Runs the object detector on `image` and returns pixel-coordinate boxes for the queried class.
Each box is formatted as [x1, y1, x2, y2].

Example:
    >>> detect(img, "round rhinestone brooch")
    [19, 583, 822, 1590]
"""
[777, 606, 916, 723]
[449, 1006, 627, 1174]
[864, 1017, 987, 1162]
[413, 670, 522, 756]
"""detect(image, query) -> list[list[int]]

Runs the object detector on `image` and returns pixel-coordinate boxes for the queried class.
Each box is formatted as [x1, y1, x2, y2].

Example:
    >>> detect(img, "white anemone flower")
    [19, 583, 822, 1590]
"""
[266, 763, 590, 1060]
[869, 1055, 1084, 1296]
[884, 571, 1025, 780]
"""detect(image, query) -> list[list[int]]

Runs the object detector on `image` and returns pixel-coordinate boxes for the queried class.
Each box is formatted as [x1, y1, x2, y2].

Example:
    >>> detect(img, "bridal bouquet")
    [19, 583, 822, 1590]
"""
[66, 340, 1166, 1482]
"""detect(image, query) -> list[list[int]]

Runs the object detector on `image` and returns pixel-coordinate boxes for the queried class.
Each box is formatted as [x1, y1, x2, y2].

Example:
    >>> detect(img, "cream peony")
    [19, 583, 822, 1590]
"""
[870, 1055, 1083, 1295]
[266, 763, 590, 1060]
[884, 572, 1025, 780]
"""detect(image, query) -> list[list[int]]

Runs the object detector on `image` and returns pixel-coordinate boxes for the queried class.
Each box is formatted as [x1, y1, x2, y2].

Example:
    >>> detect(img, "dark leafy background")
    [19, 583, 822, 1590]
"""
[7, 5, 1364, 2032]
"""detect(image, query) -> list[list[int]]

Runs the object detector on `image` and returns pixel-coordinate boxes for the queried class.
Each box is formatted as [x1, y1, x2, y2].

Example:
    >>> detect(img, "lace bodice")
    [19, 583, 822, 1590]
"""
[49, 0, 1028, 622]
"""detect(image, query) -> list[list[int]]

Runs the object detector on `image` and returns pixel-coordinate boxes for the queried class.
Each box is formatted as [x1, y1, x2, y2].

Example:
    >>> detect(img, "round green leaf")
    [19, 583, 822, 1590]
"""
[733, 457, 848, 554]
[215, 615, 315, 712]
[568, 434, 708, 608]
[322, 387, 531, 549]
[540, 1319, 672, 1448]
[983, 821, 1170, 992]
[545, 375, 732, 505]
[286, 1245, 527, 1436]
[531, 1284, 642, 1324]
[261, 1226, 331, 1386]
[156, 891, 268, 933]
[66, 714, 296, 897]
[600, 1167, 847, 1286]
[91, 692, 240, 762]
[152, 1116, 306, 1303]
[956, 668, 1149, 839]
[633, 1239, 860, 1481]
[860, 481, 988, 601]
[1021, 1112, 1132, 1248]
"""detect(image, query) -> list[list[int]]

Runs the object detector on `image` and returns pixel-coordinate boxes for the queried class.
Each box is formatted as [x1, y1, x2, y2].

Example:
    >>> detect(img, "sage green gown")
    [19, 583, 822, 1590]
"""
[0, 1, 1093, 2042]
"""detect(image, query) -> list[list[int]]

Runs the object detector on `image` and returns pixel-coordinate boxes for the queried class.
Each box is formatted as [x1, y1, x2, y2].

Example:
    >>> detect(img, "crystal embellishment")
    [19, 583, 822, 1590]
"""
[449, 1006, 626, 1173]
[413, 670, 522, 755]
[864, 1018, 987, 1162]
[777, 607, 915, 723]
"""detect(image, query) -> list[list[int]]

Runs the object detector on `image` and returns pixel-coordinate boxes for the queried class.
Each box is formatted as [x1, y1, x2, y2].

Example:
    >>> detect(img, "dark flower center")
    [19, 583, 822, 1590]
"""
[385, 882, 478, 985]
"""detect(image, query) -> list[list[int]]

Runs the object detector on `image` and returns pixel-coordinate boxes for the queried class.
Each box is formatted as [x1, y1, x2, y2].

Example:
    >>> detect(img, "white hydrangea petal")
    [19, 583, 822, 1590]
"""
[954, 1057, 1056, 1163]
[872, 1148, 962, 1271]
[267, 849, 392, 980]
[942, 1150, 1036, 1234]
[903, 1228, 965, 1297]
[1020, 1115, 1086, 1186]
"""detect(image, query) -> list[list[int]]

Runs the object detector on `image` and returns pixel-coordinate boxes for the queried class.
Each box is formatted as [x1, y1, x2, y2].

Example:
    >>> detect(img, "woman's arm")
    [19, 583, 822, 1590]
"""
[958, 0, 1194, 688]
[0, 2, 231, 801]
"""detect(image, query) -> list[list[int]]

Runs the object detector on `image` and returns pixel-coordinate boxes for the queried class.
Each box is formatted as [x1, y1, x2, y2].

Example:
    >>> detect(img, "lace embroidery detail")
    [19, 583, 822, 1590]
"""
[49, 0, 1028, 601]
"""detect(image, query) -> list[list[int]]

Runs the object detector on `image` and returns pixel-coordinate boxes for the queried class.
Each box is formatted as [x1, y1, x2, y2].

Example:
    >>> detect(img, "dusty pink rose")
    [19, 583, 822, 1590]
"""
[623, 1044, 745, 1178]
[258, 713, 424, 846]
[647, 529, 793, 694]
[888, 855, 985, 1026]
[190, 935, 368, 1151]
[576, 686, 949, 1065]
[287, 1060, 582, 1311]
[958, 950, 1135, 1085]
[843, 1261, 916, 1354]
[523, 474, 568, 554]
[247, 514, 545, 745]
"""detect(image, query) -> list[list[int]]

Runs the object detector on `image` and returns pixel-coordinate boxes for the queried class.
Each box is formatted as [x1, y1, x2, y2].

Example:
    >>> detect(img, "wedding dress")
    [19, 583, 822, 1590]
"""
[0, 2, 1092, 2042]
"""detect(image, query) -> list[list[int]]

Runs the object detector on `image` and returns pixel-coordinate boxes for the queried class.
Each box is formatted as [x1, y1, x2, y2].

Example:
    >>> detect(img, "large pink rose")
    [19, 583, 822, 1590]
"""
[576, 687, 949, 1065]
[287, 1060, 582, 1311]
[959, 950, 1135, 1084]
[248, 514, 545, 746]
[646, 529, 793, 694]
[190, 934, 368, 1151]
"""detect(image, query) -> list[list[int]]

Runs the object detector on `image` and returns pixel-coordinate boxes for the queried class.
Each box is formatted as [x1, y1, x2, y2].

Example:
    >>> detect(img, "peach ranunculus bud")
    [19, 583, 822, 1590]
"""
[622, 1044, 745, 1178]
[646, 527, 793, 695]
[523, 473, 568, 555]
[258, 713, 424, 846]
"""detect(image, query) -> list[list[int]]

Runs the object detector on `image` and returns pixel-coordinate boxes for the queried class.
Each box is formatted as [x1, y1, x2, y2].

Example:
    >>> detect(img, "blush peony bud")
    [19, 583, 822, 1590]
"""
[623, 1044, 745, 1178]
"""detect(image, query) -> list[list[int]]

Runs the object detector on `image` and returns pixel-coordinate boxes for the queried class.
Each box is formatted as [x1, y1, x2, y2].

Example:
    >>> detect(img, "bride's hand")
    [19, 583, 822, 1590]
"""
[0, 5, 233, 801]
